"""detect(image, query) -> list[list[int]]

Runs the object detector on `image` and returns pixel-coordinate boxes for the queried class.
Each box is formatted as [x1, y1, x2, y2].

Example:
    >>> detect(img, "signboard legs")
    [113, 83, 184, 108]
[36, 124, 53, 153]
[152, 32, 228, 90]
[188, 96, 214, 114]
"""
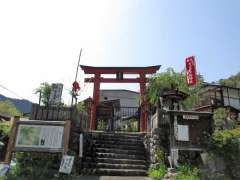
[4, 116, 20, 164]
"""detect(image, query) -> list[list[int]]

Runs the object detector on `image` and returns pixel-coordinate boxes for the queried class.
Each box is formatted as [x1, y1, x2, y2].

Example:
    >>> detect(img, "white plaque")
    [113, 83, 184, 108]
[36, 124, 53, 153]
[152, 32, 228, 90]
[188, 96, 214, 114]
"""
[183, 114, 199, 120]
[177, 125, 189, 141]
[15, 125, 64, 149]
[0, 164, 9, 177]
[59, 155, 74, 174]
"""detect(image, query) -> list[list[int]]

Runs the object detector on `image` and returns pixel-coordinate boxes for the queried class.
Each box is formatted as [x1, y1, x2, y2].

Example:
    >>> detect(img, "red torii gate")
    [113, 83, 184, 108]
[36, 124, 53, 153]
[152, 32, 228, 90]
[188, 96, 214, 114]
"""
[80, 65, 160, 132]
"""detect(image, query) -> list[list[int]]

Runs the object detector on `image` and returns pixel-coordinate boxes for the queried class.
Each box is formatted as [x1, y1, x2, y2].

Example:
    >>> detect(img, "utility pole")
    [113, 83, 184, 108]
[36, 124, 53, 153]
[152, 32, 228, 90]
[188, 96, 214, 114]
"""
[71, 49, 83, 107]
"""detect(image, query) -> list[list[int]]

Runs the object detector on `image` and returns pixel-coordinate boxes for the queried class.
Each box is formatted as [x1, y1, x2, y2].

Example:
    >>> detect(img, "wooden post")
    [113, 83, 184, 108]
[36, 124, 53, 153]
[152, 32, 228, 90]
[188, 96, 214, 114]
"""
[140, 73, 147, 132]
[63, 120, 71, 154]
[87, 100, 92, 130]
[4, 116, 20, 164]
[91, 73, 100, 130]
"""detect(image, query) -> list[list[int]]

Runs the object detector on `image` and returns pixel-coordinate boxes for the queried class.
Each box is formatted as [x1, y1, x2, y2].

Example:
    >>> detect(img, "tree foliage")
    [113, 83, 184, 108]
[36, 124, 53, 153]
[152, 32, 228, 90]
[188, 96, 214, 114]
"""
[0, 100, 21, 116]
[0, 121, 10, 149]
[0, 121, 11, 136]
[209, 108, 240, 179]
[146, 68, 204, 109]
[208, 127, 240, 179]
[35, 82, 52, 106]
[6, 152, 61, 179]
[76, 101, 86, 113]
[213, 108, 236, 130]
[218, 72, 240, 88]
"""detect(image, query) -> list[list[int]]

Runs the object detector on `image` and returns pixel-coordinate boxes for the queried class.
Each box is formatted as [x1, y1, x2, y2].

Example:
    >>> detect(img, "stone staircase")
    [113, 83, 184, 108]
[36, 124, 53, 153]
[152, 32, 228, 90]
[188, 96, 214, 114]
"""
[82, 132, 148, 176]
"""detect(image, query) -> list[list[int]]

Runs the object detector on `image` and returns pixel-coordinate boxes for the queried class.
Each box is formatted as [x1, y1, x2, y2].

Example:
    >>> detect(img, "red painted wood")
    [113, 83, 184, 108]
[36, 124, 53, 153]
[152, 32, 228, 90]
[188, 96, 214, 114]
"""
[81, 66, 160, 131]
[140, 73, 147, 132]
[80, 65, 160, 74]
[185, 56, 197, 86]
[91, 73, 100, 130]
[85, 98, 93, 129]
[90, 105, 97, 130]
[85, 77, 147, 83]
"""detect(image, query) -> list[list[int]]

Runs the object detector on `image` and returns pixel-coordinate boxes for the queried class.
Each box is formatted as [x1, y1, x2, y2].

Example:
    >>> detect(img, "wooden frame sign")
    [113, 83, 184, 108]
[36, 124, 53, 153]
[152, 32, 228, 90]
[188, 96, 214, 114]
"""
[4, 117, 71, 164]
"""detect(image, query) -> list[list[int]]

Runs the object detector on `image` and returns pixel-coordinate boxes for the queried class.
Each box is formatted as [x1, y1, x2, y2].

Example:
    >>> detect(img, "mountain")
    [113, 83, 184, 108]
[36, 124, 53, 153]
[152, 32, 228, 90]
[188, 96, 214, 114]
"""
[0, 94, 32, 114]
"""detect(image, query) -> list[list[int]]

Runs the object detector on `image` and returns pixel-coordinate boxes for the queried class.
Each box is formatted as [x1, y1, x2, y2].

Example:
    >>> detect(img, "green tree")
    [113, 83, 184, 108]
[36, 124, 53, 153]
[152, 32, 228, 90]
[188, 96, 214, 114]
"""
[35, 82, 52, 106]
[147, 68, 204, 109]
[76, 101, 86, 113]
[208, 127, 240, 179]
[0, 100, 21, 116]
[218, 72, 240, 88]
[213, 108, 236, 131]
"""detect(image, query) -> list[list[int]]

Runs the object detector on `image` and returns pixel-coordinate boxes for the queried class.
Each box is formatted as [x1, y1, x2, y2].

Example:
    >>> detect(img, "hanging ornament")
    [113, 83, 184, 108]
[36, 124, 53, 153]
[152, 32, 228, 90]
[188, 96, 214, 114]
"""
[72, 81, 80, 92]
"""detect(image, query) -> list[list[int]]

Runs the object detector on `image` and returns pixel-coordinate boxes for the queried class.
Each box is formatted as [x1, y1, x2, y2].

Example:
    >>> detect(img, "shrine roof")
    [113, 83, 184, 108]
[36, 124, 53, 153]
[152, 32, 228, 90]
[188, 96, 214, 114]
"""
[80, 65, 161, 74]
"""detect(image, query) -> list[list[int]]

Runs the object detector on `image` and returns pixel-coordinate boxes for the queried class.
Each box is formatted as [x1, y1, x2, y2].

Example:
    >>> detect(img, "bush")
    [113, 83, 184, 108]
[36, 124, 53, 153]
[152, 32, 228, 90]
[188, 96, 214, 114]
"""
[148, 164, 167, 180]
[210, 127, 240, 158]
[172, 165, 200, 180]
[6, 152, 62, 180]
[0, 121, 11, 136]
[0, 101, 21, 116]
[153, 147, 165, 164]
[148, 145, 167, 180]
[208, 127, 240, 178]
[213, 108, 236, 130]
[0, 122, 11, 158]
[4, 150, 82, 180]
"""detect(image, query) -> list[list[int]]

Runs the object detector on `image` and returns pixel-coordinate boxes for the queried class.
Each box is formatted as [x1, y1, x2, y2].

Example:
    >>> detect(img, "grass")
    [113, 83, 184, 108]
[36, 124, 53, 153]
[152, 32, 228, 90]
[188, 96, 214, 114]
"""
[148, 164, 167, 180]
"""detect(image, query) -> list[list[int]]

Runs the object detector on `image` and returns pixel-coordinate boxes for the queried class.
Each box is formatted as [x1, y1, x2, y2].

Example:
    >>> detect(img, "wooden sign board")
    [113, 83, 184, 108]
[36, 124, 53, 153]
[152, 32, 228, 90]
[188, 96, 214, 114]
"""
[59, 155, 74, 174]
[185, 56, 197, 86]
[49, 83, 63, 106]
[176, 125, 189, 141]
[183, 114, 199, 120]
[4, 117, 71, 164]
[0, 163, 9, 177]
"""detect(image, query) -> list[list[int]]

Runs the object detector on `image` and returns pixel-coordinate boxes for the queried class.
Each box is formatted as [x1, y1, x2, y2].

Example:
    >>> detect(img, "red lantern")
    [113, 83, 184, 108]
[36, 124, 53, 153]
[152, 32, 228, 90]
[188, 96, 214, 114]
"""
[72, 81, 80, 92]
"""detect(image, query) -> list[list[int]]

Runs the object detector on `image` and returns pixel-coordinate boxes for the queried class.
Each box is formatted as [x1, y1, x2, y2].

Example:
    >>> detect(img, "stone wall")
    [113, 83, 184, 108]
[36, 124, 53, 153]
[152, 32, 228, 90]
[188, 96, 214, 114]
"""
[144, 127, 169, 169]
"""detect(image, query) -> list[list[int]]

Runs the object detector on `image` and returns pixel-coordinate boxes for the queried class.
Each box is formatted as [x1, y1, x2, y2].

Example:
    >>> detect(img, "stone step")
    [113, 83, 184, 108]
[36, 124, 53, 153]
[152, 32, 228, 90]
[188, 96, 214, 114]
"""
[93, 136, 143, 142]
[95, 148, 145, 155]
[83, 132, 148, 176]
[92, 136, 142, 142]
[91, 131, 144, 136]
[85, 157, 147, 165]
[83, 162, 147, 170]
[87, 152, 146, 160]
[91, 132, 144, 139]
[94, 143, 144, 150]
[83, 168, 147, 176]
[91, 139, 143, 146]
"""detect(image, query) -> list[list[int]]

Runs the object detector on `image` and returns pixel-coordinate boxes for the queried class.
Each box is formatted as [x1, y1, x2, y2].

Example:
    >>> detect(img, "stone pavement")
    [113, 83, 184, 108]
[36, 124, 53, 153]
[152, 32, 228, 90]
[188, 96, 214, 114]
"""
[76, 176, 151, 180]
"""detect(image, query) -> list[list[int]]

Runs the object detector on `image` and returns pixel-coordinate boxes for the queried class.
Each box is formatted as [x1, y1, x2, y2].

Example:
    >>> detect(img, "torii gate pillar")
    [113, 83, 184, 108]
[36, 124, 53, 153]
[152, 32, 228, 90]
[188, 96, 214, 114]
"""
[91, 73, 100, 130]
[140, 73, 147, 132]
[81, 65, 160, 132]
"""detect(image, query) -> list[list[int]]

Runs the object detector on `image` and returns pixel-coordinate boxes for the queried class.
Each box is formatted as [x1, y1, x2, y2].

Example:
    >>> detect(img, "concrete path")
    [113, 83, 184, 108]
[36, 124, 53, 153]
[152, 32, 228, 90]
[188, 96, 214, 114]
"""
[76, 176, 151, 180]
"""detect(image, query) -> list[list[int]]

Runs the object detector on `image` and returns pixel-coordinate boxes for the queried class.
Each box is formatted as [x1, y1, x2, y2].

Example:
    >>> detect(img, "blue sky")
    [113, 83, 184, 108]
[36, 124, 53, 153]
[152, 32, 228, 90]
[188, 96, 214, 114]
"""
[102, 0, 240, 79]
[0, 0, 239, 104]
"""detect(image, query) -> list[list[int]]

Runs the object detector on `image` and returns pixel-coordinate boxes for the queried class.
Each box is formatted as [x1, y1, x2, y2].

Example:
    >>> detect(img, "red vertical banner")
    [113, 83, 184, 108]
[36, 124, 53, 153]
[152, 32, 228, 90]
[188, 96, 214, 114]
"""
[185, 56, 197, 86]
